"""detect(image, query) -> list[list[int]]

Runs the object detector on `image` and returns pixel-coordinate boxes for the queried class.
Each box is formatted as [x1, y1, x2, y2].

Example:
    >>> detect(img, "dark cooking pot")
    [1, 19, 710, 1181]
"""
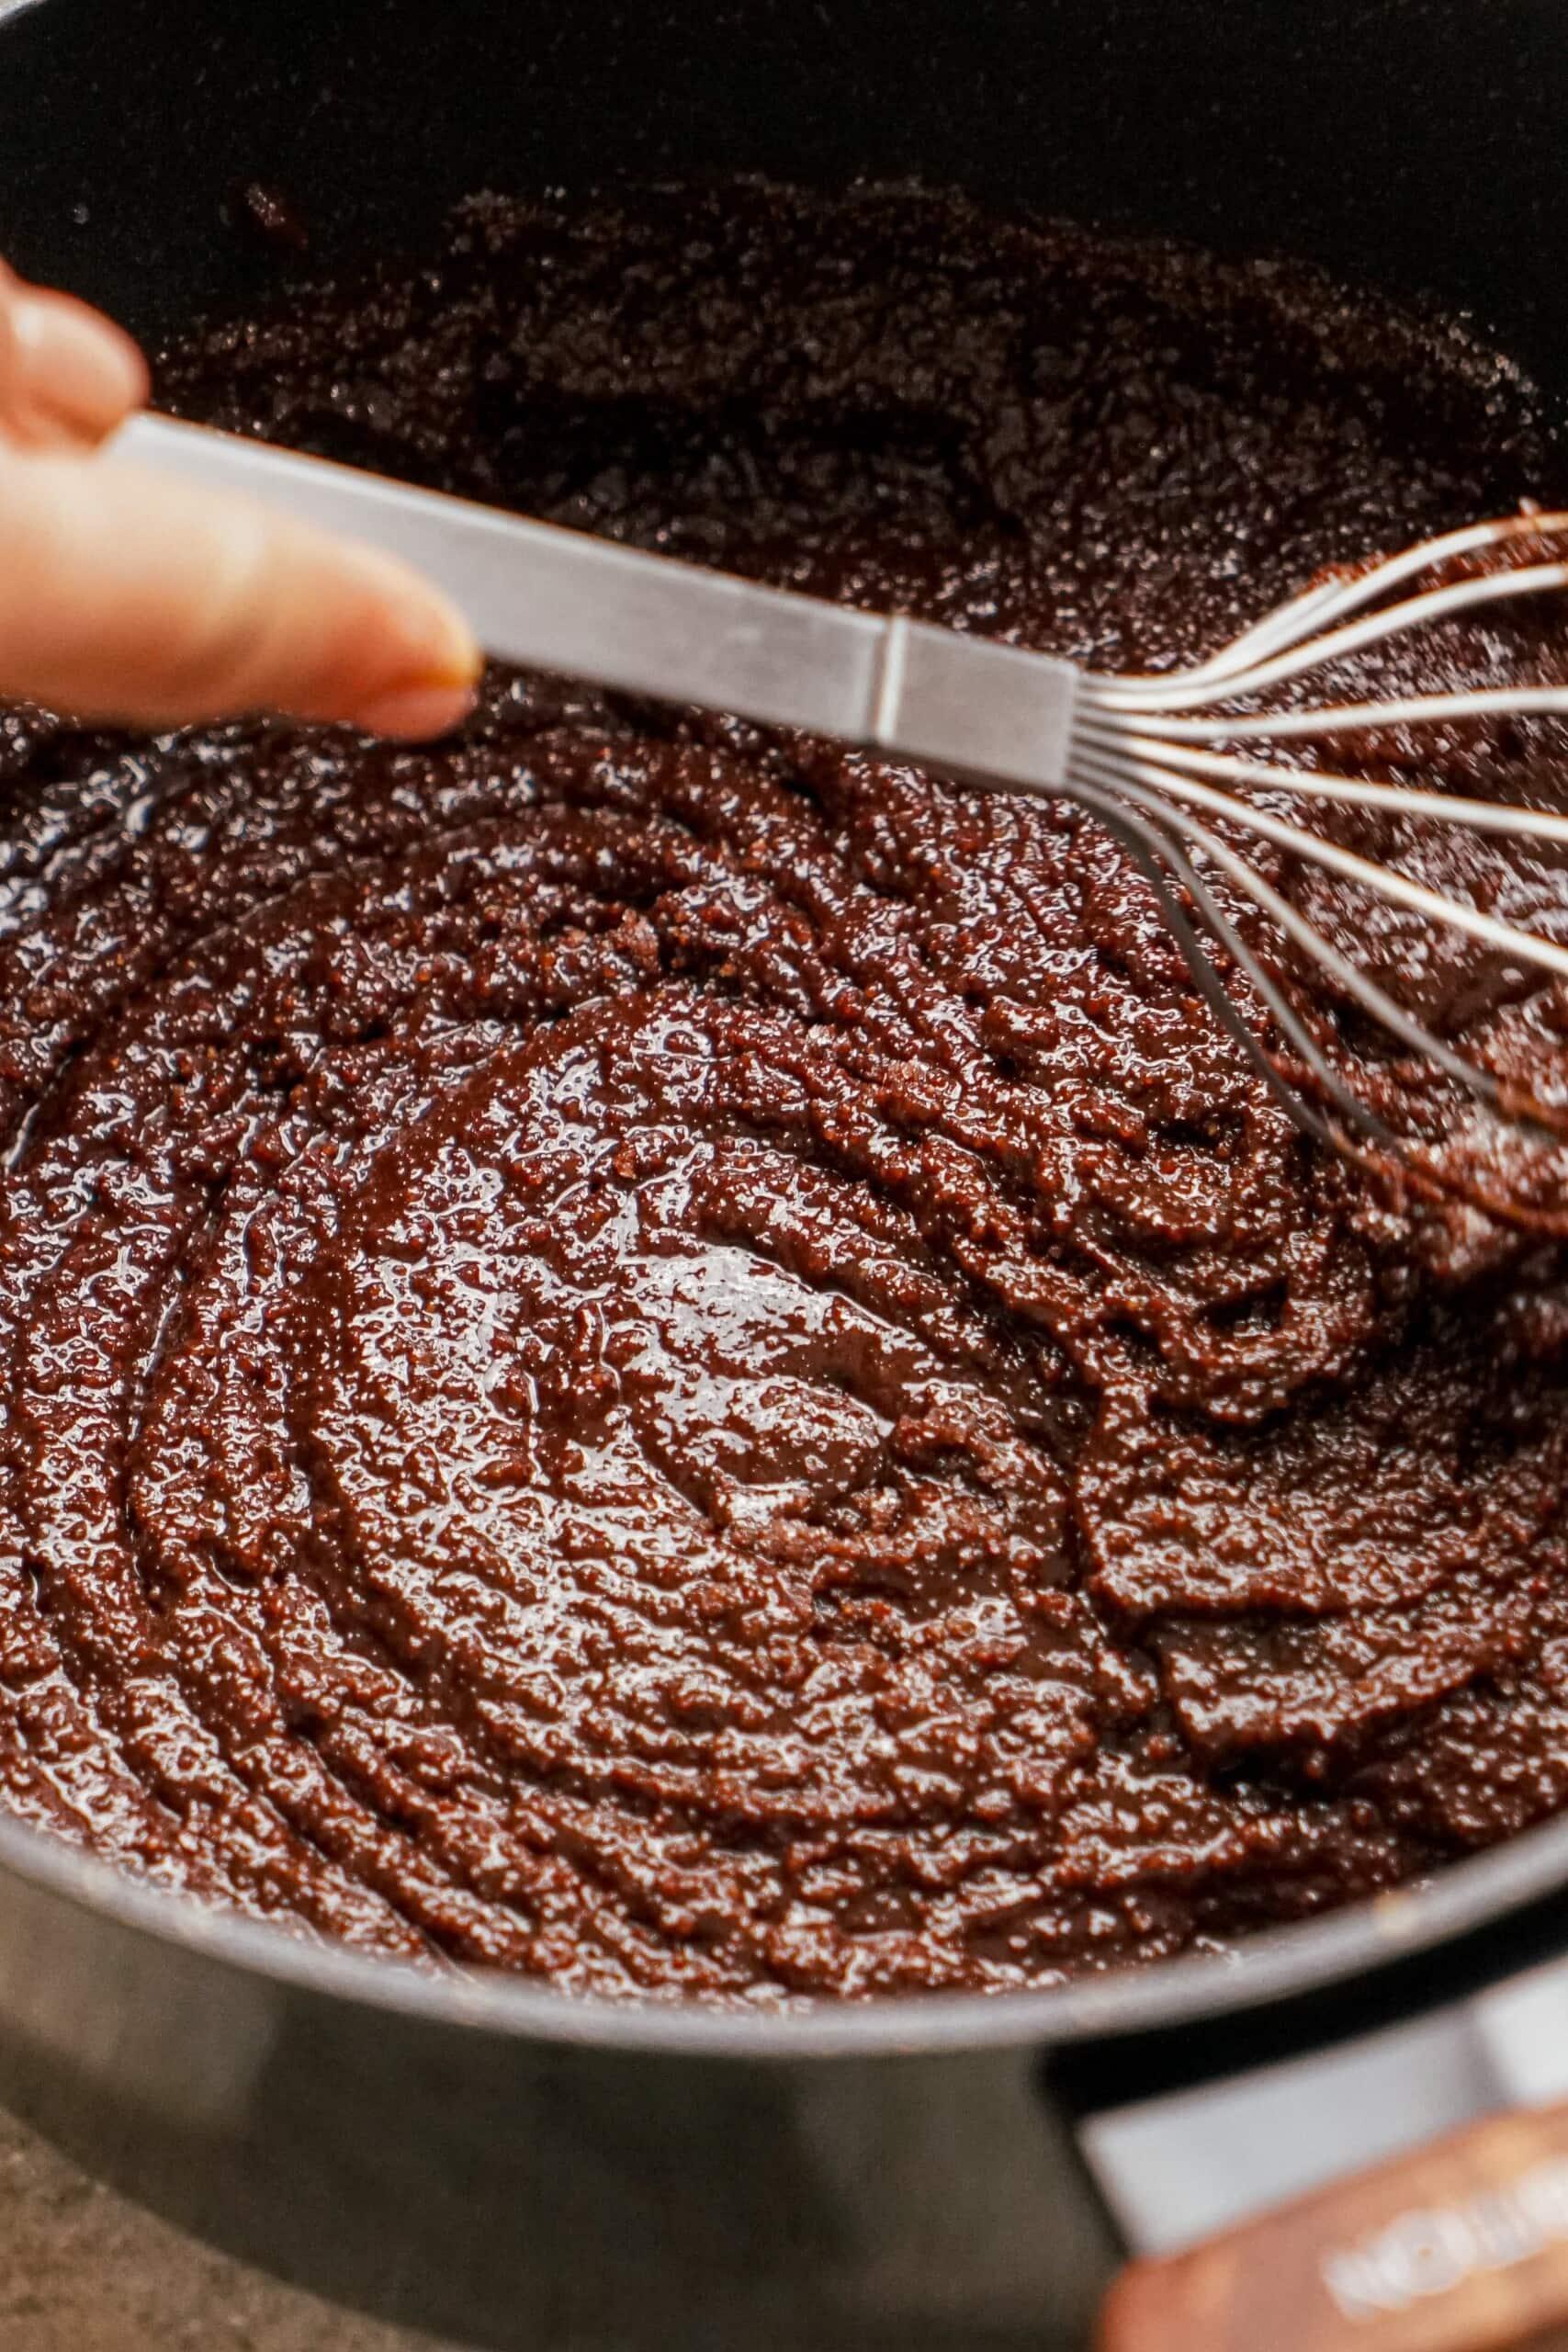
[6, 2, 1568, 2346]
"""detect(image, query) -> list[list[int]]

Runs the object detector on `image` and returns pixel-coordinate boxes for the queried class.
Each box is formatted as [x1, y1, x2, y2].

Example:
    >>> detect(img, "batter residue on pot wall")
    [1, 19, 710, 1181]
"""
[2, 183, 1568, 1999]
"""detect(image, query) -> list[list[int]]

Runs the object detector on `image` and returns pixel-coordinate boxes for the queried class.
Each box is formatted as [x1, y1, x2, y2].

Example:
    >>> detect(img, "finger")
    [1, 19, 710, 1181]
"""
[10, 289, 149, 447]
[0, 447, 482, 735]
[0, 264, 148, 449]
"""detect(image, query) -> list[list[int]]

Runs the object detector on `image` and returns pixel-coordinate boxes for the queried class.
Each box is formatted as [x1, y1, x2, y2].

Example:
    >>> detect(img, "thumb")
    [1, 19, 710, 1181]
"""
[0, 446, 481, 735]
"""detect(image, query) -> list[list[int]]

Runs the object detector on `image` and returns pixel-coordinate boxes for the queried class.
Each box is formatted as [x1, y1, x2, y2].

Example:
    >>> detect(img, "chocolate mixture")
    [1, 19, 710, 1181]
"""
[3, 184, 1568, 2000]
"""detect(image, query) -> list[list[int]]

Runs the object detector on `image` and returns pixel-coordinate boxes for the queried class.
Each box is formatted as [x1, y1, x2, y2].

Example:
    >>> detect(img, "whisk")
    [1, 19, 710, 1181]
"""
[1066, 510, 1568, 1224]
[115, 414, 1568, 1226]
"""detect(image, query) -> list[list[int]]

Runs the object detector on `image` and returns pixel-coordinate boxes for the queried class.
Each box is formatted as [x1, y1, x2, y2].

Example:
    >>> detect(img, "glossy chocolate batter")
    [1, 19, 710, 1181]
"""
[3, 183, 1568, 2000]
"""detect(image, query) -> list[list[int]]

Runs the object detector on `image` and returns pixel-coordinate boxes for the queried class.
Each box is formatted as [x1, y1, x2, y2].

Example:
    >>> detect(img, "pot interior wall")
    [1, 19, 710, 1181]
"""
[3, 0, 1566, 399]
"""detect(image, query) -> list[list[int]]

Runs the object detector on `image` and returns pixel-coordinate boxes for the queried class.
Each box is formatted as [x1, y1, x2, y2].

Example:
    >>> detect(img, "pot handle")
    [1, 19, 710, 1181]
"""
[1099, 2100, 1568, 2351]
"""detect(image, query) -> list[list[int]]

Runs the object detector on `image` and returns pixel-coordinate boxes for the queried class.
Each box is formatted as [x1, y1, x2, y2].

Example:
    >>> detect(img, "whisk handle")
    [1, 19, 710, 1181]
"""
[109, 413, 1081, 790]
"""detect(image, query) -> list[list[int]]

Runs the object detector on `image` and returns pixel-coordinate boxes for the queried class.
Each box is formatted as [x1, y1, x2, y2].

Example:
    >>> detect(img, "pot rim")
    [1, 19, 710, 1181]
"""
[1, 1793, 1563, 2059]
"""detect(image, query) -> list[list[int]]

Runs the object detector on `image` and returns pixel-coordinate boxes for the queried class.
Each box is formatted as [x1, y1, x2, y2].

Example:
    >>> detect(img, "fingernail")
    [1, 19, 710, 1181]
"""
[14, 294, 149, 443]
[386, 594, 482, 695]
[352, 680, 480, 740]
[337, 541, 482, 684]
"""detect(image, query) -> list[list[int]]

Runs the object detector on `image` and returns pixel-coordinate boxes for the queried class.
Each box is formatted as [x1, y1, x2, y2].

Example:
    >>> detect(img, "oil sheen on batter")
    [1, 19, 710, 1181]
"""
[2, 184, 1568, 2000]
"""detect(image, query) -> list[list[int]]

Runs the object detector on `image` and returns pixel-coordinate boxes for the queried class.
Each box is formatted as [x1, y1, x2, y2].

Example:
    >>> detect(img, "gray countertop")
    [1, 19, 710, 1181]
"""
[0, 2104, 446, 2352]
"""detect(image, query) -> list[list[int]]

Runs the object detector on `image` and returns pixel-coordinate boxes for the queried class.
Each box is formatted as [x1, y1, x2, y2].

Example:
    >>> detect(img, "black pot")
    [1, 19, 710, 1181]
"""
[5, 4, 1568, 2346]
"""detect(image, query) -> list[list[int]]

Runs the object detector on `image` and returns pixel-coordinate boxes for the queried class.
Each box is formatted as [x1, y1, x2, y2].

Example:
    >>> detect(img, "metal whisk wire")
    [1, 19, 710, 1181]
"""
[1060, 510, 1568, 1220]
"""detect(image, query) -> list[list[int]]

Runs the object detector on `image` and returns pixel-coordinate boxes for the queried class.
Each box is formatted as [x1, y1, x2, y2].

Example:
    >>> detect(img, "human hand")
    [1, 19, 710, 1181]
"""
[0, 259, 480, 736]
